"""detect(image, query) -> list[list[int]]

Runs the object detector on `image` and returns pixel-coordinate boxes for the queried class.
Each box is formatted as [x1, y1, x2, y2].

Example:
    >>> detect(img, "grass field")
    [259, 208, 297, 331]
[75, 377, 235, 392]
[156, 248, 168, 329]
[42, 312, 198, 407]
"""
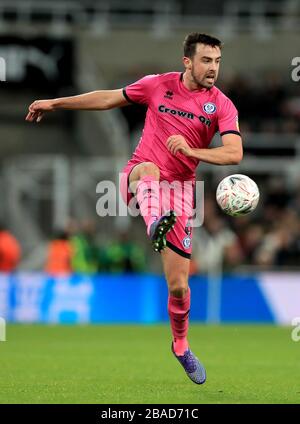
[0, 324, 299, 404]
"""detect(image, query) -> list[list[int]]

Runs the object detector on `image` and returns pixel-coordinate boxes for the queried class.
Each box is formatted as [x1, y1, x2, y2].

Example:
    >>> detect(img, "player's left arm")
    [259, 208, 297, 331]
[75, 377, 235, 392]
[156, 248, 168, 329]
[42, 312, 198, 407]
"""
[167, 96, 243, 165]
[166, 133, 243, 165]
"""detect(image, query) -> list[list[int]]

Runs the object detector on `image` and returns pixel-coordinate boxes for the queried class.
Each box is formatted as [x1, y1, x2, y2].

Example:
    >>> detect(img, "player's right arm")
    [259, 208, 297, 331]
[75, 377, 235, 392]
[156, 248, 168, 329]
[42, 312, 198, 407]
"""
[25, 89, 129, 122]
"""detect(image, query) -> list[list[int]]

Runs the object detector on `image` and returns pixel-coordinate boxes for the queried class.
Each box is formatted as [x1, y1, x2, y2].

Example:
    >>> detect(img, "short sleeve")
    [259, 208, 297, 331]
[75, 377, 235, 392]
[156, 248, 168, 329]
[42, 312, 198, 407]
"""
[123, 74, 160, 105]
[218, 97, 241, 137]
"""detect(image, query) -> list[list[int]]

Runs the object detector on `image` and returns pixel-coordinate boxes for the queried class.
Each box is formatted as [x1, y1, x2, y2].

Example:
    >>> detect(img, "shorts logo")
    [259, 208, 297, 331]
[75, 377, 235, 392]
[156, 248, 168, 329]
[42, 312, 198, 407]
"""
[203, 102, 216, 114]
[182, 236, 191, 249]
[185, 219, 192, 236]
[183, 218, 192, 249]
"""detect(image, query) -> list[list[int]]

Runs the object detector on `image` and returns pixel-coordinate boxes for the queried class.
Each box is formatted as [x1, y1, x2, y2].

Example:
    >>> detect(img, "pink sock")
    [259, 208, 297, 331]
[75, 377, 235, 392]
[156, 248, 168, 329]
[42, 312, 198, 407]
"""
[168, 287, 190, 355]
[136, 175, 160, 235]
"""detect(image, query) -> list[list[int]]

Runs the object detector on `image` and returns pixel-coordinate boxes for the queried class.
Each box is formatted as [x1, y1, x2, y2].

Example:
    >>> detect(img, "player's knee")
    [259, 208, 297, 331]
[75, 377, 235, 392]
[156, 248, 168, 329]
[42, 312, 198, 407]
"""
[138, 162, 160, 180]
[168, 272, 189, 297]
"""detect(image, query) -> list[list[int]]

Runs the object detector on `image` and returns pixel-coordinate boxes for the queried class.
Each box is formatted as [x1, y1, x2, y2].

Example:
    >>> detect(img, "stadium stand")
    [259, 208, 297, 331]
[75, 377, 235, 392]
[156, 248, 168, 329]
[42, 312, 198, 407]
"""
[0, 0, 299, 272]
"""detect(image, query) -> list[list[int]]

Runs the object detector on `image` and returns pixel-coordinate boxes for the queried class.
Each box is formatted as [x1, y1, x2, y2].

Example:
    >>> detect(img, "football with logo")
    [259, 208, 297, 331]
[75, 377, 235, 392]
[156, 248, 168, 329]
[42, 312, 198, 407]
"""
[216, 174, 260, 216]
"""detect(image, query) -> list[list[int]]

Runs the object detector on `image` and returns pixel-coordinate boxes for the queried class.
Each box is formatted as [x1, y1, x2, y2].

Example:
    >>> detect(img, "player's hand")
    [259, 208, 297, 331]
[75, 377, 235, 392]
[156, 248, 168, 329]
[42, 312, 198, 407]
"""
[25, 99, 56, 122]
[166, 135, 193, 157]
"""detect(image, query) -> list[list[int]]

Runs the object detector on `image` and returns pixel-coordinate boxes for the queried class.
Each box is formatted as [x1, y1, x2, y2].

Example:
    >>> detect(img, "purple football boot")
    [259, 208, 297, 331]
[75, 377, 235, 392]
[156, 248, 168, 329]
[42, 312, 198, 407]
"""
[172, 343, 206, 385]
[149, 210, 176, 252]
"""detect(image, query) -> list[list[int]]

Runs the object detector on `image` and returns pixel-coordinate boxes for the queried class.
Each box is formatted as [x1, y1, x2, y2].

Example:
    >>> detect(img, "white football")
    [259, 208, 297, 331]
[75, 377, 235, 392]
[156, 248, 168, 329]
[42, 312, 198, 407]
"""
[216, 174, 260, 216]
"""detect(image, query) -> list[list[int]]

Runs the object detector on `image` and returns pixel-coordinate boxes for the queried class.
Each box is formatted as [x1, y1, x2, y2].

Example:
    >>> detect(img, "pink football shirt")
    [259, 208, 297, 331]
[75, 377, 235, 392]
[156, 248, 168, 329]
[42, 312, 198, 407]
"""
[123, 72, 240, 181]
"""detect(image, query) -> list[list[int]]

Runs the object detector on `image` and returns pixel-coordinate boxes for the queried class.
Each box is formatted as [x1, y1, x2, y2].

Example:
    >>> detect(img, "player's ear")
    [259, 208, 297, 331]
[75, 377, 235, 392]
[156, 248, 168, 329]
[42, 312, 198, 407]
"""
[183, 56, 192, 70]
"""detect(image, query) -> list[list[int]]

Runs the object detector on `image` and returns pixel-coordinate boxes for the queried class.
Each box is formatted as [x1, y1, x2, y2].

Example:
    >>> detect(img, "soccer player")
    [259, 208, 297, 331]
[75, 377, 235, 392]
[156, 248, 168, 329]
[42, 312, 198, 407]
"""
[26, 33, 243, 385]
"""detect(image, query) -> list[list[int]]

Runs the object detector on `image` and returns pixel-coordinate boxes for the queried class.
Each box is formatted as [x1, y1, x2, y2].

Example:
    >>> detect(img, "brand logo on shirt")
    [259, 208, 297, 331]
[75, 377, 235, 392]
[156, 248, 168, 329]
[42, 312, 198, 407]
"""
[164, 90, 173, 99]
[203, 102, 217, 114]
[158, 105, 211, 127]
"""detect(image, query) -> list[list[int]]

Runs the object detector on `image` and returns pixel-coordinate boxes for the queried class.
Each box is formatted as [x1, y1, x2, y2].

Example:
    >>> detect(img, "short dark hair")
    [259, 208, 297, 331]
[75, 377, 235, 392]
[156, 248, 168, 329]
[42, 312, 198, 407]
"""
[183, 33, 222, 58]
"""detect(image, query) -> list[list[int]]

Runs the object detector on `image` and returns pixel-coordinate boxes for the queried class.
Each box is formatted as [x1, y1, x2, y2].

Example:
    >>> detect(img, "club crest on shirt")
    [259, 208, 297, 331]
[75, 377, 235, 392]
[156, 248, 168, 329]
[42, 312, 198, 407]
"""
[203, 102, 217, 114]
[182, 236, 191, 249]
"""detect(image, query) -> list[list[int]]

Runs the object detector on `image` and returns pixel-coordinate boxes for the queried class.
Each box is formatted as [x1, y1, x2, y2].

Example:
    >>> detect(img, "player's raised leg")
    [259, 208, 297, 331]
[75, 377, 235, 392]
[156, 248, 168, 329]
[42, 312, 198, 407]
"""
[129, 162, 176, 252]
[161, 247, 206, 384]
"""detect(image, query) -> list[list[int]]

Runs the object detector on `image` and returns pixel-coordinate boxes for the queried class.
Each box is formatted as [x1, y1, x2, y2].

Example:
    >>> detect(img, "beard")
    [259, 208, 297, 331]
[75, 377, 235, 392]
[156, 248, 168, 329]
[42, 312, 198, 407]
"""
[191, 67, 217, 89]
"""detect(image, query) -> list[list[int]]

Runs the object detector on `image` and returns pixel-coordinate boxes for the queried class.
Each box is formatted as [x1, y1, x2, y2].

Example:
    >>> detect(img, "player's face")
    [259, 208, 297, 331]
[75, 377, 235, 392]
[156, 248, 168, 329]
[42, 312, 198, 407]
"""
[184, 44, 221, 89]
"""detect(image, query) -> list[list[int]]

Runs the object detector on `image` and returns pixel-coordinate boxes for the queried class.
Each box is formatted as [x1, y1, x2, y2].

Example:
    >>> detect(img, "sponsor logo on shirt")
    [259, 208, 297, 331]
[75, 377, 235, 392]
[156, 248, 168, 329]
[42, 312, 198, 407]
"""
[158, 105, 211, 127]
[203, 102, 217, 114]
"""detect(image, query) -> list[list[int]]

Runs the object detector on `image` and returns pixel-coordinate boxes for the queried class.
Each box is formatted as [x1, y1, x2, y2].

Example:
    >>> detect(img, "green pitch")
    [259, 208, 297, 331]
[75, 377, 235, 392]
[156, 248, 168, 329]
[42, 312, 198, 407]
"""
[0, 324, 299, 404]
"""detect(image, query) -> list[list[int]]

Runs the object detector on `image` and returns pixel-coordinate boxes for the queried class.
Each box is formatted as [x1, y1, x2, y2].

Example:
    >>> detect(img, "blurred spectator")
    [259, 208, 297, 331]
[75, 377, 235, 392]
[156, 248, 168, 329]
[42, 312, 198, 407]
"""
[41, 173, 300, 273]
[229, 175, 300, 269]
[191, 198, 244, 273]
[238, 222, 265, 264]
[254, 209, 300, 267]
[190, 173, 300, 272]
[259, 72, 287, 133]
[70, 219, 100, 274]
[101, 231, 146, 273]
[45, 229, 73, 276]
[265, 176, 291, 209]
[226, 75, 258, 130]
[0, 223, 21, 272]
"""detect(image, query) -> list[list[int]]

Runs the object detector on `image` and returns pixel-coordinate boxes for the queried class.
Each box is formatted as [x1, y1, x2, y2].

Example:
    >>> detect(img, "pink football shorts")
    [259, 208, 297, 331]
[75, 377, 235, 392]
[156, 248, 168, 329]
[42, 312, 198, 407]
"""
[120, 161, 194, 259]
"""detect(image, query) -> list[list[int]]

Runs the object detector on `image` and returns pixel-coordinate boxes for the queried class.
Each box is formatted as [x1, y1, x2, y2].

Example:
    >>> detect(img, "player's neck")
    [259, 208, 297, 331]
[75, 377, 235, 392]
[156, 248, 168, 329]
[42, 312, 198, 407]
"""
[182, 72, 207, 92]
